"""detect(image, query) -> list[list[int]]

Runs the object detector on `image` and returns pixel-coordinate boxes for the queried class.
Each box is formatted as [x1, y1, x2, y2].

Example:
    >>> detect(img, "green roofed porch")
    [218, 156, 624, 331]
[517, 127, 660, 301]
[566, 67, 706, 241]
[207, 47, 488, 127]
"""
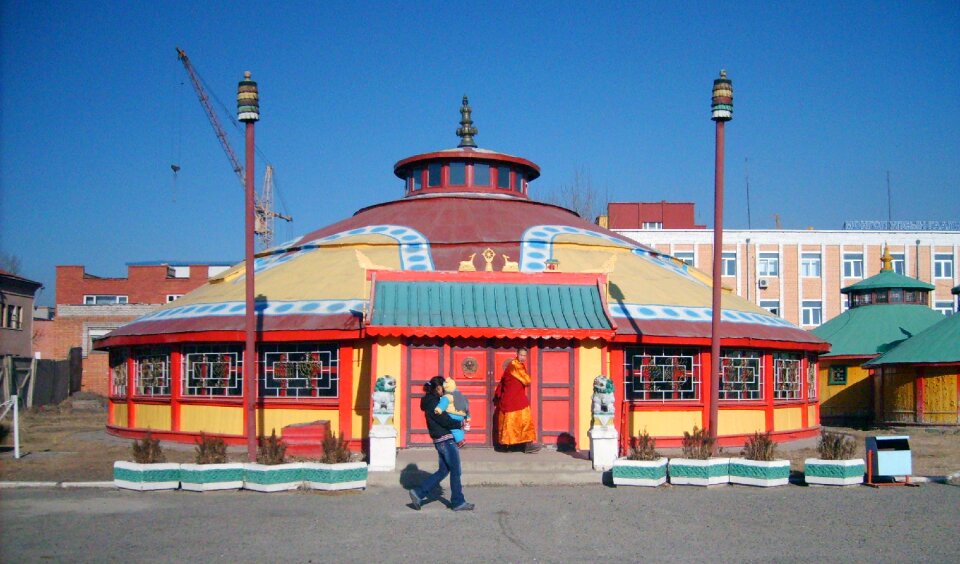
[366, 271, 616, 339]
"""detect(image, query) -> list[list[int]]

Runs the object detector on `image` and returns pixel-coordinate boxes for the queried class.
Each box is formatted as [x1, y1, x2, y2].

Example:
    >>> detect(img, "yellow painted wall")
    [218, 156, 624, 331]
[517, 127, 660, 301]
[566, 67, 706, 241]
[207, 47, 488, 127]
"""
[774, 407, 803, 431]
[262, 409, 340, 437]
[630, 410, 701, 437]
[924, 368, 958, 425]
[134, 403, 171, 431]
[882, 366, 915, 423]
[112, 402, 128, 427]
[819, 361, 873, 419]
[180, 405, 243, 435]
[577, 339, 603, 447]
[376, 338, 403, 433]
[353, 342, 373, 439]
[718, 409, 765, 435]
[807, 405, 818, 427]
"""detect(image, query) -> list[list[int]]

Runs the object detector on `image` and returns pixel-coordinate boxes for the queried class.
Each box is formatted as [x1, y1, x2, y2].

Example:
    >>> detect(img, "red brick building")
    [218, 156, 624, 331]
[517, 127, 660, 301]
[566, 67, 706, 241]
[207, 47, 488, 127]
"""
[45, 262, 231, 395]
[605, 201, 706, 230]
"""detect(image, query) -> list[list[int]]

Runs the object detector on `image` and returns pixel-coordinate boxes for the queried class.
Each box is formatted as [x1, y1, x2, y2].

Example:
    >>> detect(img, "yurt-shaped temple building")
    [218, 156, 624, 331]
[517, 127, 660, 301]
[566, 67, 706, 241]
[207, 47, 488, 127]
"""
[98, 98, 828, 452]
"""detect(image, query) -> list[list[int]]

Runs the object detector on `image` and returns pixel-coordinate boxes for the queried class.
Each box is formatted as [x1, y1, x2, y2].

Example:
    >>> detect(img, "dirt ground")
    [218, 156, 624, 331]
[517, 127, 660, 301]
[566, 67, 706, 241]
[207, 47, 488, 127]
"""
[2, 398, 959, 482]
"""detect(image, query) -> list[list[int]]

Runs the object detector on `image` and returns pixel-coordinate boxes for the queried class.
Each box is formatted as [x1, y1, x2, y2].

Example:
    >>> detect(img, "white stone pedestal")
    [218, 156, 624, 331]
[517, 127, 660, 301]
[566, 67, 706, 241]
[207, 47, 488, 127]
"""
[368, 424, 397, 472]
[589, 425, 619, 471]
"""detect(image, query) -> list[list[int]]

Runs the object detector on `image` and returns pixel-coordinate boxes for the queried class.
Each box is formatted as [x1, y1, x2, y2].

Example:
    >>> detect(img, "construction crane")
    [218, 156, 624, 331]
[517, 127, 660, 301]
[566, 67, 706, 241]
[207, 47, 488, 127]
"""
[176, 47, 292, 248]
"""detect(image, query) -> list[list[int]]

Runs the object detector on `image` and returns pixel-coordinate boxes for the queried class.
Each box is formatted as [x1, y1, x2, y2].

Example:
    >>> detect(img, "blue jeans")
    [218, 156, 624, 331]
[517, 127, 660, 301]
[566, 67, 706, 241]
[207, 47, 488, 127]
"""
[414, 438, 464, 507]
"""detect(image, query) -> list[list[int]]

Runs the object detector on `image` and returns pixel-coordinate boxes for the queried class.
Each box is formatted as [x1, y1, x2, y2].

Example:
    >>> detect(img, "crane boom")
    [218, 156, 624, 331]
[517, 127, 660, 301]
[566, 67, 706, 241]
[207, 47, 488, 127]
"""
[176, 47, 244, 188]
[176, 47, 293, 248]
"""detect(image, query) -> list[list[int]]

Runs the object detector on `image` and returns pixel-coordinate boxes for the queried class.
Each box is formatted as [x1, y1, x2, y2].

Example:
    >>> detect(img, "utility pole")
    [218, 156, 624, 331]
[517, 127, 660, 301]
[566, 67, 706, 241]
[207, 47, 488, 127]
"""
[709, 70, 733, 451]
[238, 71, 260, 462]
[886, 171, 892, 228]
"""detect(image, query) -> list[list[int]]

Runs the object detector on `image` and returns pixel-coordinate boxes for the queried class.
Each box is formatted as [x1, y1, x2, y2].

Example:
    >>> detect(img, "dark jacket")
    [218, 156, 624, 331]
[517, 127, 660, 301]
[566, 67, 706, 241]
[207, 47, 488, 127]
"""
[421, 393, 464, 440]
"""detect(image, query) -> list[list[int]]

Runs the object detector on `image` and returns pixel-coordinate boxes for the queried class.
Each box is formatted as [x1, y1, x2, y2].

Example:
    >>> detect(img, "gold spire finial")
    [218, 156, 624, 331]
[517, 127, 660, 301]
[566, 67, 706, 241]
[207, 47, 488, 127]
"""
[880, 243, 893, 272]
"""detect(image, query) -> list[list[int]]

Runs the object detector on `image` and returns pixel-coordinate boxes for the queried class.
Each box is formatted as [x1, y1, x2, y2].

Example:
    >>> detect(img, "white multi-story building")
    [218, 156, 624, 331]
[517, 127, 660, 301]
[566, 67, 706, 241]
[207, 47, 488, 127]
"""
[612, 226, 960, 329]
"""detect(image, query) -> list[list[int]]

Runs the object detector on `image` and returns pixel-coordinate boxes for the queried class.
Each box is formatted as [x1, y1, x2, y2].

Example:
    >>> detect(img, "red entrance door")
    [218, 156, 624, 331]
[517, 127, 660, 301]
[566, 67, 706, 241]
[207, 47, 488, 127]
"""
[537, 346, 576, 449]
[449, 345, 492, 446]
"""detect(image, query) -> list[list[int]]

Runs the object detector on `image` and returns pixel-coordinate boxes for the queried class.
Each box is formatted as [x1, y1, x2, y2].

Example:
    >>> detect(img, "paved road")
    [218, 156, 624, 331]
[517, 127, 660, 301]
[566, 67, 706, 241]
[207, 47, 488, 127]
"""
[2, 482, 958, 563]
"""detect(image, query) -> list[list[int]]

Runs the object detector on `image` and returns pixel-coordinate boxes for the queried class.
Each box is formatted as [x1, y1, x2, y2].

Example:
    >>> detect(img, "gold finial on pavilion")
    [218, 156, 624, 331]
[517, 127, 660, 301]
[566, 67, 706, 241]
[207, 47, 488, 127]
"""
[880, 243, 893, 272]
[456, 95, 478, 148]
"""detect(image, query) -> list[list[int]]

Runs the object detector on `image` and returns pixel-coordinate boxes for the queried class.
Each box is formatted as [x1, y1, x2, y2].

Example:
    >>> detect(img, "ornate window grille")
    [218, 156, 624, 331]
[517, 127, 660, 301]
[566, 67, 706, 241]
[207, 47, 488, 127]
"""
[719, 350, 762, 400]
[807, 356, 818, 400]
[110, 349, 128, 398]
[773, 353, 802, 400]
[182, 344, 243, 397]
[135, 348, 170, 397]
[624, 347, 700, 402]
[260, 343, 339, 399]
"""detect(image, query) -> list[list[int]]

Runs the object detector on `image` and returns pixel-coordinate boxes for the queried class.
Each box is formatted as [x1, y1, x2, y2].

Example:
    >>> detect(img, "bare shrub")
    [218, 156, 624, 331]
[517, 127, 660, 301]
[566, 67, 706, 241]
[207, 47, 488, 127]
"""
[321, 431, 352, 464]
[681, 426, 714, 460]
[132, 431, 166, 464]
[818, 431, 856, 460]
[256, 429, 287, 465]
[194, 432, 228, 465]
[742, 431, 778, 461]
[627, 429, 661, 461]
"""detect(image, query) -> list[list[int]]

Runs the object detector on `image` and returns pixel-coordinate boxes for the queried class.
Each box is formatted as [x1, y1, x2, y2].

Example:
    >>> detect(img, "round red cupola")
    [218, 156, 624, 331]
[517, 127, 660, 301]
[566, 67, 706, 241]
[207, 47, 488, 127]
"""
[393, 96, 540, 199]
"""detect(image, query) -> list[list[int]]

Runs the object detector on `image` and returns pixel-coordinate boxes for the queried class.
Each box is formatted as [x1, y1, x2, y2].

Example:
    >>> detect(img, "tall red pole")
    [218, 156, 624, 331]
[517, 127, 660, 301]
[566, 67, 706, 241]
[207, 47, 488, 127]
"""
[238, 72, 260, 461]
[708, 71, 733, 450]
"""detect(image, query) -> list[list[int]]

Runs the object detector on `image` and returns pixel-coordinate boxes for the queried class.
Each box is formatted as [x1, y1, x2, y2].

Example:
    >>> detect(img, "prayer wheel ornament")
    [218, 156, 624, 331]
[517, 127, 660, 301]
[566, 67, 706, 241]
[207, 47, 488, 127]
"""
[711, 70, 733, 122]
[237, 71, 260, 122]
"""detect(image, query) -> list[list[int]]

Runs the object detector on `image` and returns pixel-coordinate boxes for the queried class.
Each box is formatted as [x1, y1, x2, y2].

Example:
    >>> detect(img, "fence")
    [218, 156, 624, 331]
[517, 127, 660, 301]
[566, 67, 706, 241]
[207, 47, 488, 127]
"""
[0, 348, 81, 408]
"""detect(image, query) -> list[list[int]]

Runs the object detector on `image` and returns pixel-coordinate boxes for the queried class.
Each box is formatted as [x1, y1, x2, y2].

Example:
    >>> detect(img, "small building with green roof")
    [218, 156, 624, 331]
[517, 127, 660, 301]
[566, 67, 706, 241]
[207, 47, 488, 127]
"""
[864, 312, 960, 425]
[812, 248, 944, 422]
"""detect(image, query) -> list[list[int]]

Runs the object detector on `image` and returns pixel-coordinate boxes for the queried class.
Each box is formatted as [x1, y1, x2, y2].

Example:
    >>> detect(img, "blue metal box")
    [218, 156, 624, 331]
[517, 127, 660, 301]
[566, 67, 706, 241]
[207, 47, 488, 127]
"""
[865, 435, 912, 477]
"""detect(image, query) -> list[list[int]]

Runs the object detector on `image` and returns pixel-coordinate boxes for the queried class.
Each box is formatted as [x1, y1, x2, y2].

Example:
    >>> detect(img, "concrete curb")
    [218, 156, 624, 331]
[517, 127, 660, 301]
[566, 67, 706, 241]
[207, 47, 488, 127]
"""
[0, 481, 114, 489]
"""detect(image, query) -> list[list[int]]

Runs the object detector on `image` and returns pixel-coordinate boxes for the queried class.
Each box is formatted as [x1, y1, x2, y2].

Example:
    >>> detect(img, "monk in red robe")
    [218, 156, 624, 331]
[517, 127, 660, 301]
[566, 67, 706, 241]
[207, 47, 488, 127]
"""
[494, 348, 541, 453]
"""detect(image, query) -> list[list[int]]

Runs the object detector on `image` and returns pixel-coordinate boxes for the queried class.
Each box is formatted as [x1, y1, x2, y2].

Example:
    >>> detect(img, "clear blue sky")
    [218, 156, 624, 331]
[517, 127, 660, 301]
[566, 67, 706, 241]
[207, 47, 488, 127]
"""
[2, 1, 958, 306]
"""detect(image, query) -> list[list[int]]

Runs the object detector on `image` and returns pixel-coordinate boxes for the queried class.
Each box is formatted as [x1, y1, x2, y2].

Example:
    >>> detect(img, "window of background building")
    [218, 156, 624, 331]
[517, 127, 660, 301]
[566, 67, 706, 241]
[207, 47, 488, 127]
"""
[721, 252, 737, 276]
[167, 294, 183, 302]
[169, 266, 190, 278]
[843, 253, 863, 278]
[1, 304, 23, 329]
[842, 294, 850, 311]
[891, 253, 905, 275]
[208, 266, 229, 278]
[497, 166, 511, 189]
[84, 295, 128, 305]
[800, 252, 821, 277]
[427, 163, 442, 187]
[449, 162, 466, 186]
[801, 300, 823, 325]
[673, 251, 695, 267]
[934, 253, 954, 278]
[758, 252, 780, 277]
[85, 327, 114, 357]
[934, 301, 955, 316]
[473, 163, 490, 186]
[760, 300, 780, 317]
[642, 222, 663, 230]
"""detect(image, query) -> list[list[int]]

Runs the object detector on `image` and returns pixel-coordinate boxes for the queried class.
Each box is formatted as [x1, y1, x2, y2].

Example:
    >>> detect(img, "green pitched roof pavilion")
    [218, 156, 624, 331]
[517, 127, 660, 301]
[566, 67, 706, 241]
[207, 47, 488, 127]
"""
[841, 270, 935, 294]
[865, 313, 960, 366]
[811, 304, 944, 358]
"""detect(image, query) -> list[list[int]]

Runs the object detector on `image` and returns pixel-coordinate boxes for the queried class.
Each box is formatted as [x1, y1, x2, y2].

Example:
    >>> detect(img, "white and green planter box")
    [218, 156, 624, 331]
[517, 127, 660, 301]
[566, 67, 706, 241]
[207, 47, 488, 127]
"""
[728, 458, 790, 487]
[804, 458, 865, 486]
[668, 457, 730, 486]
[612, 457, 668, 487]
[180, 463, 246, 492]
[302, 462, 368, 491]
[243, 463, 304, 492]
[113, 461, 181, 491]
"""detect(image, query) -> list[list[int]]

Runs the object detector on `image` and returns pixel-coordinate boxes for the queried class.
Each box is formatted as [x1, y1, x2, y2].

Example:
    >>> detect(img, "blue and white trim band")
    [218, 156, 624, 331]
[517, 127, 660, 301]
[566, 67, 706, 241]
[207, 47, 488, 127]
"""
[519, 225, 700, 284]
[250, 225, 435, 276]
[608, 303, 796, 328]
[135, 300, 368, 322]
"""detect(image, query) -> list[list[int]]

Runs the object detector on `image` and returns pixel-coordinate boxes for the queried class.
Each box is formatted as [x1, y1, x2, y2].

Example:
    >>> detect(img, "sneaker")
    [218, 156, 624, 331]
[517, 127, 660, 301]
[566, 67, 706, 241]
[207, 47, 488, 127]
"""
[523, 442, 542, 454]
[452, 502, 475, 512]
[408, 489, 422, 511]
